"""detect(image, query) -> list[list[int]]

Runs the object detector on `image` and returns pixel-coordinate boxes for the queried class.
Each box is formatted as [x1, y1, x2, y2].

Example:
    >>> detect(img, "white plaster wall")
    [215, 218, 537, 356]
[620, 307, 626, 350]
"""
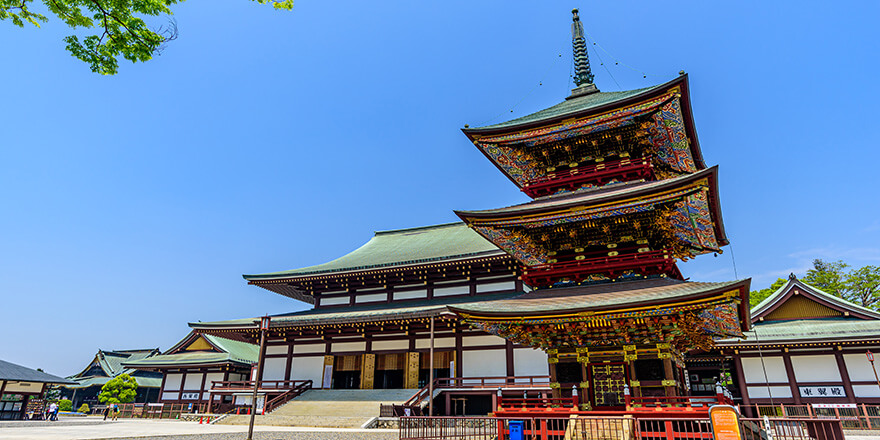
[434, 286, 470, 297]
[463, 335, 506, 347]
[290, 356, 325, 384]
[463, 349, 506, 379]
[395, 290, 427, 300]
[266, 345, 288, 355]
[416, 337, 455, 349]
[513, 349, 549, 379]
[162, 392, 179, 400]
[320, 296, 350, 306]
[293, 344, 325, 354]
[262, 357, 288, 380]
[372, 340, 410, 351]
[183, 373, 204, 390]
[164, 373, 183, 390]
[204, 373, 224, 391]
[791, 355, 841, 382]
[844, 353, 879, 381]
[747, 386, 792, 399]
[331, 341, 366, 352]
[355, 293, 388, 303]
[476, 281, 516, 293]
[741, 357, 789, 383]
[853, 385, 880, 397]
[2, 382, 41, 393]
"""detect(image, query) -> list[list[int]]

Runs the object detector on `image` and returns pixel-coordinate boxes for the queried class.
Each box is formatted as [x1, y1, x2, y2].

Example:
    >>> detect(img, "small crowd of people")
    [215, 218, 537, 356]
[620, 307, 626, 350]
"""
[103, 403, 120, 421]
[44, 401, 59, 421]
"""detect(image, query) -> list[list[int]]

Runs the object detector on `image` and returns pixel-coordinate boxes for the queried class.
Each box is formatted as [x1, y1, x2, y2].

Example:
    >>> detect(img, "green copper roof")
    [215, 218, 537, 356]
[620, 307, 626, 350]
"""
[718, 318, 880, 345]
[190, 291, 523, 330]
[64, 374, 162, 389]
[244, 222, 504, 280]
[751, 277, 880, 320]
[125, 333, 258, 369]
[448, 278, 748, 317]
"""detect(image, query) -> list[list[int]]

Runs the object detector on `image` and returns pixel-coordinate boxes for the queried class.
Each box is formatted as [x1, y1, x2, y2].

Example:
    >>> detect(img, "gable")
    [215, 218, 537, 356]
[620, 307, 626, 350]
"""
[764, 295, 843, 321]
[183, 336, 216, 352]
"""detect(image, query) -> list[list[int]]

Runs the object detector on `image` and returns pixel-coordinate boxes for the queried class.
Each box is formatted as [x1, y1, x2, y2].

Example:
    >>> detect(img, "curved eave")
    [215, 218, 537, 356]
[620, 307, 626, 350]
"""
[449, 278, 750, 331]
[462, 75, 706, 180]
[124, 359, 253, 371]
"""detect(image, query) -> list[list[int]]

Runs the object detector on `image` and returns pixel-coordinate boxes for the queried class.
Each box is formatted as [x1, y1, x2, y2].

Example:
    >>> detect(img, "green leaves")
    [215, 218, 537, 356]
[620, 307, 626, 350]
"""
[2, 0, 293, 74]
[98, 373, 139, 404]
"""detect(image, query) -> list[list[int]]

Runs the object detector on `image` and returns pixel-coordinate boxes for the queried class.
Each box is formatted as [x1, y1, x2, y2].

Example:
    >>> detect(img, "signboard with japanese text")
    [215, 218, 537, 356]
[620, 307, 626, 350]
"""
[709, 405, 742, 440]
[799, 386, 846, 398]
[812, 403, 856, 409]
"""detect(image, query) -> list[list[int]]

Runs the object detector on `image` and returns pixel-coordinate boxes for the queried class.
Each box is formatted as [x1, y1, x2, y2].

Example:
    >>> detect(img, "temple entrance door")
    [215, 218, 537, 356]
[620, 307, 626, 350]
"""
[556, 360, 584, 397]
[332, 355, 361, 389]
[375, 353, 405, 389]
[419, 351, 452, 388]
[588, 362, 627, 409]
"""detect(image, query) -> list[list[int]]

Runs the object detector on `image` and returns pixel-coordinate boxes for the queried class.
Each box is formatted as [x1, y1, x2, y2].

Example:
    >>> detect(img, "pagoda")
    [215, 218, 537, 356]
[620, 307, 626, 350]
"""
[452, 9, 751, 409]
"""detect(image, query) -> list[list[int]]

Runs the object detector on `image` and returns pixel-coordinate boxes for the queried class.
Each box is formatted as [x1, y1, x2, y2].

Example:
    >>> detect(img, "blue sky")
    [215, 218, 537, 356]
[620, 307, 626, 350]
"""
[1, 1, 878, 376]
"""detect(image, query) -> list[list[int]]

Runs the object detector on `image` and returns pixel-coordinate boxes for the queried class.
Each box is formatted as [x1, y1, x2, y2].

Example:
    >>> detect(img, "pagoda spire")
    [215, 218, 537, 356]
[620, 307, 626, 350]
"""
[571, 8, 594, 86]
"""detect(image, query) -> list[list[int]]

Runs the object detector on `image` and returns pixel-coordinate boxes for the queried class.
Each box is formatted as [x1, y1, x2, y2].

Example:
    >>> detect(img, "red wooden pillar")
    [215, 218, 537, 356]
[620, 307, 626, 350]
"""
[782, 350, 802, 405]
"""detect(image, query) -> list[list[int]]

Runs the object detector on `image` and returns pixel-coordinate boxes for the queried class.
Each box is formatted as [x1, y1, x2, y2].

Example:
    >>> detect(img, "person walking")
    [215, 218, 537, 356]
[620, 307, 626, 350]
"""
[111, 403, 119, 421]
[47, 402, 58, 421]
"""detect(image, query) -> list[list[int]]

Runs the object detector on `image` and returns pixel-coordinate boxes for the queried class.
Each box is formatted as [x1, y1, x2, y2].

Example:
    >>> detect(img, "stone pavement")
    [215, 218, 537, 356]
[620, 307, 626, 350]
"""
[0, 417, 397, 440]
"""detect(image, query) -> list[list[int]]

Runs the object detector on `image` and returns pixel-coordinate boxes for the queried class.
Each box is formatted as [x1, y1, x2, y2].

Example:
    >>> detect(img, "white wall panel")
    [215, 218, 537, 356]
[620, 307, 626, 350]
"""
[395, 290, 427, 300]
[2, 382, 40, 393]
[331, 341, 366, 352]
[293, 344, 325, 354]
[434, 286, 470, 297]
[463, 349, 506, 379]
[164, 373, 183, 390]
[204, 373, 224, 391]
[476, 281, 516, 293]
[372, 340, 410, 351]
[741, 357, 789, 383]
[844, 353, 878, 382]
[263, 358, 287, 380]
[266, 345, 288, 355]
[162, 392, 179, 401]
[513, 349, 548, 379]
[320, 296, 351, 306]
[791, 355, 841, 382]
[463, 335, 506, 347]
[355, 293, 388, 303]
[416, 337, 455, 349]
[746, 386, 792, 399]
[183, 373, 204, 390]
[853, 384, 880, 397]
[290, 356, 325, 385]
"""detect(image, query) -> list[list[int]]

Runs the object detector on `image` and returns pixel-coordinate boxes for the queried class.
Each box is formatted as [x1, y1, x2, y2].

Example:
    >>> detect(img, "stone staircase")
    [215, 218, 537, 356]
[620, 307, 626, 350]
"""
[215, 389, 416, 428]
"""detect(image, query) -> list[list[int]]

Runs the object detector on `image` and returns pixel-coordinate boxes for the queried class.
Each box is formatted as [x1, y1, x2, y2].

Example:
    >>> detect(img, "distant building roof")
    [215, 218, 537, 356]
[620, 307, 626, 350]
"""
[65, 348, 162, 389]
[125, 333, 258, 370]
[0, 360, 75, 385]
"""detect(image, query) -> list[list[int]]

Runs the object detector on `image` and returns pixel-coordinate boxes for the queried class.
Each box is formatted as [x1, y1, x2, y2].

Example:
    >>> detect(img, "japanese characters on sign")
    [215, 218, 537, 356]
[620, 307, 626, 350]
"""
[709, 405, 742, 440]
[799, 386, 846, 398]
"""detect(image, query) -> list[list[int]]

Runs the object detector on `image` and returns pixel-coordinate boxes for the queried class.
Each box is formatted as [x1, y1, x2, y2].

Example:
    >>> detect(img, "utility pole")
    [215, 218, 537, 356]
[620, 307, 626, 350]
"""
[428, 315, 434, 416]
[247, 316, 271, 440]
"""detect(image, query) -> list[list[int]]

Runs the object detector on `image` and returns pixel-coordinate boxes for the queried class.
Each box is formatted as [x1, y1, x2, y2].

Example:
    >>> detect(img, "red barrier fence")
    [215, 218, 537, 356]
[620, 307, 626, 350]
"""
[753, 404, 880, 430]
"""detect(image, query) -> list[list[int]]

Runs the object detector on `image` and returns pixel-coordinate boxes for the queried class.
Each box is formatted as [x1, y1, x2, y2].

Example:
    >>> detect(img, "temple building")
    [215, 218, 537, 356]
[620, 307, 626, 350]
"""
[124, 332, 258, 410]
[184, 9, 757, 416]
[61, 348, 163, 408]
[709, 275, 880, 415]
[0, 359, 74, 420]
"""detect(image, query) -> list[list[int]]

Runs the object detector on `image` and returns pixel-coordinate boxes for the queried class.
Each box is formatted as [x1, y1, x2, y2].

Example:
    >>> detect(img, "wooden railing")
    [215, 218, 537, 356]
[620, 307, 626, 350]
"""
[404, 376, 552, 407]
[753, 404, 880, 430]
[264, 380, 312, 413]
[626, 394, 733, 411]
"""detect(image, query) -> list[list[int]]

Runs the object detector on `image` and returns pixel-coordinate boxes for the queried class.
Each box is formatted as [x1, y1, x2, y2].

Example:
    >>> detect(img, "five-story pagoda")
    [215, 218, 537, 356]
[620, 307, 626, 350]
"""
[451, 9, 751, 411]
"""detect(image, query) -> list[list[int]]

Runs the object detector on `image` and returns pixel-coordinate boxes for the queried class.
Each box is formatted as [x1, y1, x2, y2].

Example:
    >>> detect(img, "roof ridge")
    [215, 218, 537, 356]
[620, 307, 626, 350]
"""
[374, 222, 465, 236]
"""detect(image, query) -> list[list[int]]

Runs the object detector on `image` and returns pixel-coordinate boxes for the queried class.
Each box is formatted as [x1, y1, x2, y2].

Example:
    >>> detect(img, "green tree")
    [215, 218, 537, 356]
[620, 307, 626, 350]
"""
[803, 259, 848, 295]
[842, 265, 880, 310]
[78, 403, 90, 414]
[749, 278, 787, 308]
[98, 374, 138, 404]
[58, 398, 73, 412]
[1, 0, 293, 75]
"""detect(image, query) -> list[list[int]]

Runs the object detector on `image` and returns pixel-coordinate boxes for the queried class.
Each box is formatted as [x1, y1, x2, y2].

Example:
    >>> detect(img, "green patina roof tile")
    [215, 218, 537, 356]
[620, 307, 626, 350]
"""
[244, 222, 504, 280]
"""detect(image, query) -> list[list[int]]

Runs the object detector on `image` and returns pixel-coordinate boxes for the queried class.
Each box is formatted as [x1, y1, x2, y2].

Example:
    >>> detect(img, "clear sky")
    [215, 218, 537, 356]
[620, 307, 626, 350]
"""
[1, 1, 878, 377]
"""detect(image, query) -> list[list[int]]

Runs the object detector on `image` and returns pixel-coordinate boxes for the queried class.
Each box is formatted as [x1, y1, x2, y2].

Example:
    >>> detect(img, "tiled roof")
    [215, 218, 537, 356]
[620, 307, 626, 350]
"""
[243, 222, 504, 281]
[125, 333, 259, 369]
[0, 359, 75, 384]
[190, 291, 523, 330]
[718, 318, 880, 345]
[751, 278, 880, 320]
[469, 85, 659, 131]
[448, 278, 749, 317]
[456, 168, 717, 218]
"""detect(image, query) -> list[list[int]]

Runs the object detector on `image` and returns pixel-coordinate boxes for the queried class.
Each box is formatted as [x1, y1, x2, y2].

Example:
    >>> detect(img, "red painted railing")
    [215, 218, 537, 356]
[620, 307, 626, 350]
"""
[404, 376, 552, 407]
[210, 379, 312, 391]
[264, 380, 312, 413]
